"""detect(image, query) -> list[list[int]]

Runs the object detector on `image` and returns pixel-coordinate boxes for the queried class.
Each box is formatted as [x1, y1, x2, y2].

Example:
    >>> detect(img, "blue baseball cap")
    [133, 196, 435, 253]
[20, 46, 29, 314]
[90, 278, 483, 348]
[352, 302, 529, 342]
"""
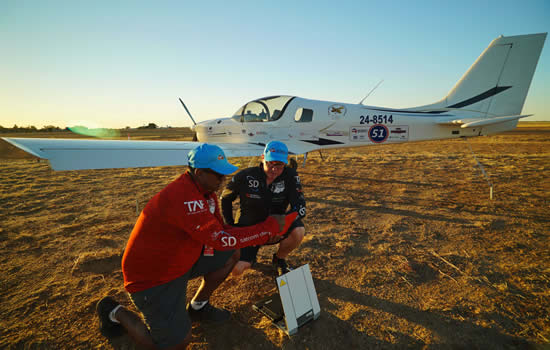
[263, 140, 288, 164]
[187, 143, 238, 175]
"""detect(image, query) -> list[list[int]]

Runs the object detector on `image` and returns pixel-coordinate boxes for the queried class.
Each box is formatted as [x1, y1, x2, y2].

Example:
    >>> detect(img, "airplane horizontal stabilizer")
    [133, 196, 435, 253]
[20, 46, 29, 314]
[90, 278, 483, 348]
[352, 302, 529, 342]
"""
[1, 138, 266, 171]
[436, 115, 530, 128]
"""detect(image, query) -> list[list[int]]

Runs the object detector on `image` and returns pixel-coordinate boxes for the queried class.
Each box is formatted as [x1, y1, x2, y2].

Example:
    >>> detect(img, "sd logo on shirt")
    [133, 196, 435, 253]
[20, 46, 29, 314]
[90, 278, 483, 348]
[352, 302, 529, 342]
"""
[221, 236, 237, 247]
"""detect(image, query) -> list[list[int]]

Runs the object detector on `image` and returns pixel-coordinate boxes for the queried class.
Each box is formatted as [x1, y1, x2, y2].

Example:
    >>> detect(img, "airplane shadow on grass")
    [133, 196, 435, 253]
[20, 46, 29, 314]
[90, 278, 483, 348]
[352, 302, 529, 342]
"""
[305, 183, 550, 224]
[302, 171, 550, 224]
[300, 171, 441, 188]
[307, 196, 470, 225]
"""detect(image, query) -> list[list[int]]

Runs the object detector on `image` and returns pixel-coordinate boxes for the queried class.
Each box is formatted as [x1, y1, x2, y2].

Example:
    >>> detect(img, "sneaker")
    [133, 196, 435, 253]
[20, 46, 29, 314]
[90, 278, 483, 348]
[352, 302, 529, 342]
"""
[186, 302, 231, 323]
[96, 296, 125, 338]
[272, 254, 292, 276]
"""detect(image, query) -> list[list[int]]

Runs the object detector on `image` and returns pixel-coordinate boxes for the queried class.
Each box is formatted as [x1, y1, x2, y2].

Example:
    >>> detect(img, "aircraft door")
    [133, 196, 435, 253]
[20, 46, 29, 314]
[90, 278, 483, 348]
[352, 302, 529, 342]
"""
[287, 106, 322, 141]
[292, 105, 342, 141]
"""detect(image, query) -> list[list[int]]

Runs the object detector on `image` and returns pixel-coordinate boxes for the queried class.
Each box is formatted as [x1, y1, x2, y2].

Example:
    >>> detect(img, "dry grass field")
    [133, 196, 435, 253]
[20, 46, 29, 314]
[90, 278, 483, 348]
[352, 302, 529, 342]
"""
[0, 124, 548, 349]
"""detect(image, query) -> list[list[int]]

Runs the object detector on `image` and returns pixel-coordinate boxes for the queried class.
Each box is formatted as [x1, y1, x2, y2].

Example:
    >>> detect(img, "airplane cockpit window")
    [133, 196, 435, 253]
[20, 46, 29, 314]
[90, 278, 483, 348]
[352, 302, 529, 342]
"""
[244, 102, 267, 122]
[231, 96, 295, 122]
[294, 108, 313, 122]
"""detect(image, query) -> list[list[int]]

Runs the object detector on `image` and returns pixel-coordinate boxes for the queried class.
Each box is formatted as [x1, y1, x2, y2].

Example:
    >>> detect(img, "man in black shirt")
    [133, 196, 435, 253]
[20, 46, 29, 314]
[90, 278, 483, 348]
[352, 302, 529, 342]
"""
[221, 141, 306, 276]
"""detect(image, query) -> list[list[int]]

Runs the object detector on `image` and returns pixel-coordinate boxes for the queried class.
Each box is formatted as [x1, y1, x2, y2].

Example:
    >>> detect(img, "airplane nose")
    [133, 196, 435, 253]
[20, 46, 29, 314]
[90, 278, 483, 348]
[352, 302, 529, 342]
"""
[194, 124, 207, 134]
[194, 124, 208, 141]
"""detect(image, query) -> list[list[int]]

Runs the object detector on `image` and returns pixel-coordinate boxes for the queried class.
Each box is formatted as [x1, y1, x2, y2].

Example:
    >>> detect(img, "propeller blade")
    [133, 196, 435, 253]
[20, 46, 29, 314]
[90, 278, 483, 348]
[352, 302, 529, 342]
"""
[179, 98, 197, 126]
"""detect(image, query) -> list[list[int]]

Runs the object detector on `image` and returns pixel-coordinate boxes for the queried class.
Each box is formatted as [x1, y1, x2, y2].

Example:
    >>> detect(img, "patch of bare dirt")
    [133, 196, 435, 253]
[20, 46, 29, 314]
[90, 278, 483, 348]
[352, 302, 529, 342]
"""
[0, 129, 548, 349]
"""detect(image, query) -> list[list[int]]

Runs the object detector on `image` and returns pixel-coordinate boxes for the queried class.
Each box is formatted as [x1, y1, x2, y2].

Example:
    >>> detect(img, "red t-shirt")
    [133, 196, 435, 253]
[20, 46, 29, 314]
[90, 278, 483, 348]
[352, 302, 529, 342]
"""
[122, 172, 279, 293]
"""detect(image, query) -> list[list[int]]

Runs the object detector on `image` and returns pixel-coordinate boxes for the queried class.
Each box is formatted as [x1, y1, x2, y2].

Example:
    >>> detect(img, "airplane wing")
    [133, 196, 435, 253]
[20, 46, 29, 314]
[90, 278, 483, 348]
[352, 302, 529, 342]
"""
[2, 137, 319, 171]
[282, 141, 322, 156]
[2, 138, 268, 171]
[436, 115, 530, 128]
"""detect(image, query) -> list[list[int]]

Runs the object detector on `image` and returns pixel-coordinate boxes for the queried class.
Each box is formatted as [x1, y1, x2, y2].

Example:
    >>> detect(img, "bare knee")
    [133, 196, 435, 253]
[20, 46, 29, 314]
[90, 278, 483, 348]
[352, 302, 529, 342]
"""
[290, 227, 305, 243]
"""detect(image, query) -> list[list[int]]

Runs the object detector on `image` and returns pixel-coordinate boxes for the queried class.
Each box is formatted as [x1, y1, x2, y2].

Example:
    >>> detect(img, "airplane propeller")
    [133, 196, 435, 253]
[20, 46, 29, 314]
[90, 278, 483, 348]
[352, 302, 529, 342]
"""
[179, 98, 198, 141]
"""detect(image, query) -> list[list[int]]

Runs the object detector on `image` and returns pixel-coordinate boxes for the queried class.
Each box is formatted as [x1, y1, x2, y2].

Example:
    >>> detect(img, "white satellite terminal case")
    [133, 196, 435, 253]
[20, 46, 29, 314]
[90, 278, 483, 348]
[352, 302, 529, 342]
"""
[253, 264, 320, 335]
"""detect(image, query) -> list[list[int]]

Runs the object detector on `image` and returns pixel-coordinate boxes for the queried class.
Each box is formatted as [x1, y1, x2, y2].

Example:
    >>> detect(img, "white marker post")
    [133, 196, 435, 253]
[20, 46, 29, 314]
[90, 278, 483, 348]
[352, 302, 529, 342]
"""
[465, 139, 494, 200]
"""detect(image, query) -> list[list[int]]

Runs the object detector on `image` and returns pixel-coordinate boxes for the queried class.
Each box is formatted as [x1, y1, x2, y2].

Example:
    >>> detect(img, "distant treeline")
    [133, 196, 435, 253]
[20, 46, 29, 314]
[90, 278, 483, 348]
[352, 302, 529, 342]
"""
[0, 125, 68, 133]
[0, 123, 161, 133]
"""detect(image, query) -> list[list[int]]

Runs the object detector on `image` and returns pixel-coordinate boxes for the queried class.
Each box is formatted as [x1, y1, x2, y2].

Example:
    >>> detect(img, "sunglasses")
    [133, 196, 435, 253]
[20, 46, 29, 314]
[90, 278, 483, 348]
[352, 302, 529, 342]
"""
[265, 161, 285, 170]
[201, 168, 225, 180]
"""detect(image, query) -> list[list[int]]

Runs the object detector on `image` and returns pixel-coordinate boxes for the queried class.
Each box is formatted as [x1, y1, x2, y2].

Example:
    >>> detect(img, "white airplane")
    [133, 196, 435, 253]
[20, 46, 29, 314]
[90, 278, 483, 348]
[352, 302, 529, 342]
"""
[3, 33, 546, 171]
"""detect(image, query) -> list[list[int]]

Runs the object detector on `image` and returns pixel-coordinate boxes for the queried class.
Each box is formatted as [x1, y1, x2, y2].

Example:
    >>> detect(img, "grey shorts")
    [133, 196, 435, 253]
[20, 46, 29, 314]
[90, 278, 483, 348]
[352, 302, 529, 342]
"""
[129, 249, 235, 349]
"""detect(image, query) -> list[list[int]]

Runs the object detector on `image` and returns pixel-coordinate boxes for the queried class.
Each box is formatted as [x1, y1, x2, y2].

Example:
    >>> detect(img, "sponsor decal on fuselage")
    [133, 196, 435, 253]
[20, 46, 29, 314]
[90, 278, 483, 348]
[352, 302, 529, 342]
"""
[328, 104, 347, 117]
[388, 125, 409, 141]
[368, 124, 389, 143]
[350, 127, 369, 141]
[325, 131, 346, 137]
[350, 125, 408, 143]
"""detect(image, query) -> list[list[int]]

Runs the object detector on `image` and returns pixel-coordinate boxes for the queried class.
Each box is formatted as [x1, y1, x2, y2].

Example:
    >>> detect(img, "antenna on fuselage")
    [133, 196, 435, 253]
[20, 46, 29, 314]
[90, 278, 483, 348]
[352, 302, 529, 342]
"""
[359, 79, 384, 105]
[179, 98, 197, 126]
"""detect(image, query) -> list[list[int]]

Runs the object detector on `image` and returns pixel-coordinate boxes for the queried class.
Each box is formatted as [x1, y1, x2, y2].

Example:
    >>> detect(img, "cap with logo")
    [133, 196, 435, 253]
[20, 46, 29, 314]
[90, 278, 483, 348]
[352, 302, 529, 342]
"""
[263, 140, 288, 164]
[187, 143, 238, 175]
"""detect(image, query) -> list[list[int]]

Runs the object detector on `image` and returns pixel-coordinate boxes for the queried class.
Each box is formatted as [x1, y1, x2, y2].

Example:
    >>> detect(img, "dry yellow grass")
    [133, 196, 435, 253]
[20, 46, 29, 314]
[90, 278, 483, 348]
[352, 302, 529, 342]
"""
[517, 121, 550, 129]
[0, 127, 548, 349]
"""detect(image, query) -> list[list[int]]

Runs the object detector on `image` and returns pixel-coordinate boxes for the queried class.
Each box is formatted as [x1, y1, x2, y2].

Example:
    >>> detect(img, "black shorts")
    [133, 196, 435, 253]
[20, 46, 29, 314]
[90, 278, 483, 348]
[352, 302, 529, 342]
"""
[240, 218, 304, 264]
[129, 248, 235, 349]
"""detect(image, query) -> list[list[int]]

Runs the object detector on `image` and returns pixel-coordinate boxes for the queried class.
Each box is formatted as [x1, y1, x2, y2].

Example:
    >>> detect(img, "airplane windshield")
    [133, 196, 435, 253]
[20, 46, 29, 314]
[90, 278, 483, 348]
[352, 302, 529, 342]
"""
[231, 96, 295, 122]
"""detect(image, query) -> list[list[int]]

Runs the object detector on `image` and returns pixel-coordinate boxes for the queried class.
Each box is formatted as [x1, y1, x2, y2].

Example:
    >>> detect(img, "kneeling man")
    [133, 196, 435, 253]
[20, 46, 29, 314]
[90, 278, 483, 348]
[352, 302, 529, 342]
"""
[221, 141, 306, 276]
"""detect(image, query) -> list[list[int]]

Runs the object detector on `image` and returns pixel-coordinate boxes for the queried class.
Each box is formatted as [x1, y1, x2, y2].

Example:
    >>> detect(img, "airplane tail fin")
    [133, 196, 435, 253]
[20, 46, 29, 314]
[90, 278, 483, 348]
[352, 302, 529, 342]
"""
[413, 33, 546, 117]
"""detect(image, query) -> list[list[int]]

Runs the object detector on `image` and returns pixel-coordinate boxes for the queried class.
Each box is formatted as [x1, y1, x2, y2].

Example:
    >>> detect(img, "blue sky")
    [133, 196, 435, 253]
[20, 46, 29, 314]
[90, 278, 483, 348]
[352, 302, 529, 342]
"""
[1, 0, 549, 128]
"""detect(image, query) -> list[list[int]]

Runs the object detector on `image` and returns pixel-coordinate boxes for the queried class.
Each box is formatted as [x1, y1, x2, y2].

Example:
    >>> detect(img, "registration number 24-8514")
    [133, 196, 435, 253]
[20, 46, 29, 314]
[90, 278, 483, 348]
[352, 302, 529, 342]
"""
[359, 115, 393, 124]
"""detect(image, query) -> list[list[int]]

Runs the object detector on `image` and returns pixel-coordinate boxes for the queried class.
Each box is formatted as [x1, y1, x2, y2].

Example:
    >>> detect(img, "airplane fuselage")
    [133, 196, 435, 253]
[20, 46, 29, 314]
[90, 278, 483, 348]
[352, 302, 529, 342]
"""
[194, 96, 517, 151]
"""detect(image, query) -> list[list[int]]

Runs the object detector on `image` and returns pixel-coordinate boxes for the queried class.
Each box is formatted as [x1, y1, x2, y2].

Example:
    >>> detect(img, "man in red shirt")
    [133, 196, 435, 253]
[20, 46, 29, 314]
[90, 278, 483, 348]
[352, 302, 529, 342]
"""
[97, 144, 296, 349]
